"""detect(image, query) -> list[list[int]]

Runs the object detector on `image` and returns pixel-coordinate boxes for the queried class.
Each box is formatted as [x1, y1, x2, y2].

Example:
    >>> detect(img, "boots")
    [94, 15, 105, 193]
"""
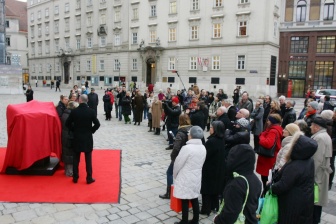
[148, 128, 153, 132]
[162, 125, 166, 131]
[154, 128, 160, 135]
[159, 186, 171, 199]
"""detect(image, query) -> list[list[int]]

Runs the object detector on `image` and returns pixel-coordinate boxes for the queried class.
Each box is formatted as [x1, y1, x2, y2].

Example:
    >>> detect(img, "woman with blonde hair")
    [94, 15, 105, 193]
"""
[264, 100, 282, 130]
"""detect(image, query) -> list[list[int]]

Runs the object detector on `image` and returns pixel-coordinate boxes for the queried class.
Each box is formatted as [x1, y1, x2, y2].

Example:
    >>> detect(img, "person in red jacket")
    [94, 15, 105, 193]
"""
[107, 88, 115, 117]
[256, 113, 283, 195]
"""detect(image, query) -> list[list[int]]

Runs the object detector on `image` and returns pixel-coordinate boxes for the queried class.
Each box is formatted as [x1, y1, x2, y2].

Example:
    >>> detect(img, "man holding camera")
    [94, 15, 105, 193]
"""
[163, 97, 181, 150]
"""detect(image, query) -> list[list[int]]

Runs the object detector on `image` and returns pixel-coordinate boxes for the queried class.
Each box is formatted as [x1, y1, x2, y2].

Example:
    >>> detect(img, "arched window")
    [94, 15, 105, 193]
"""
[324, 0, 335, 20]
[296, 0, 307, 22]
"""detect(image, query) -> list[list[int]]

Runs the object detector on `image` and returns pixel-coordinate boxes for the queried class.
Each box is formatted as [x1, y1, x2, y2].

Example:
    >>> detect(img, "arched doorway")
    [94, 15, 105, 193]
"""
[146, 58, 156, 85]
[64, 62, 69, 84]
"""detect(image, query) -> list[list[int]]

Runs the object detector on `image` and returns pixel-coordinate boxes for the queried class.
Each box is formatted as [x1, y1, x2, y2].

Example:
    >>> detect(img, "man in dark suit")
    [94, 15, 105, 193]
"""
[87, 88, 99, 116]
[66, 94, 100, 184]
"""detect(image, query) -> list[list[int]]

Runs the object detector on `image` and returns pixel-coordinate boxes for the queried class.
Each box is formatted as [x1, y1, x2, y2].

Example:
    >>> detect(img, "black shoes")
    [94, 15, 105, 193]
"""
[166, 145, 173, 150]
[87, 178, 96, 184]
[199, 210, 210, 217]
[72, 178, 78, 184]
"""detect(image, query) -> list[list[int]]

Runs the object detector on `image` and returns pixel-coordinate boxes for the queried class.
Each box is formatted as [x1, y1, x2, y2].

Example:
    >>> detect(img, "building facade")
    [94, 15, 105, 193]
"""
[28, 0, 281, 97]
[278, 0, 336, 97]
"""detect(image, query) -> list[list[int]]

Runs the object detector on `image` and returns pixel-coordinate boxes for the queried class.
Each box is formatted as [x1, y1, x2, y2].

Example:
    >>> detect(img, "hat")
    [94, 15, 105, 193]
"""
[309, 101, 318, 110]
[285, 123, 300, 136]
[172, 97, 179, 104]
[268, 114, 281, 124]
[91, 88, 95, 91]
[189, 126, 204, 139]
[321, 110, 334, 120]
[312, 116, 327, 129]
[236, 118, 250, 128]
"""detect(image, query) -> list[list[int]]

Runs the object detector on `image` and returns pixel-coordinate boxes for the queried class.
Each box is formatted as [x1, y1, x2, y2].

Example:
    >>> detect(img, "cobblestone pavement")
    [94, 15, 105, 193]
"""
[0, 87, 335, 224]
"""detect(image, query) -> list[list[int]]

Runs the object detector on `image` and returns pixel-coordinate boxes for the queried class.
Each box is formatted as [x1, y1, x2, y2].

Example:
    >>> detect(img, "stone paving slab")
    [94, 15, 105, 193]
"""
[0, 87, 334, 224]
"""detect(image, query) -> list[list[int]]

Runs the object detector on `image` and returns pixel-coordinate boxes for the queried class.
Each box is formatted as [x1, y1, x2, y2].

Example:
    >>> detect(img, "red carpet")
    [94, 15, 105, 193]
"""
[0, 148, 121, 203]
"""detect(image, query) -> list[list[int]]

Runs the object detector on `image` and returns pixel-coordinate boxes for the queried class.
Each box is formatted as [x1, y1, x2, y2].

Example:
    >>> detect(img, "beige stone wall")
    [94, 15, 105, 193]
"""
[0, 65, 23, 94]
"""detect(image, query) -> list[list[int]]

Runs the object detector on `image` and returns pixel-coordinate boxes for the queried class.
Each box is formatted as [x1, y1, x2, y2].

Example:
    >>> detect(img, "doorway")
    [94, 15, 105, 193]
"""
[146, 58, 155, 85]
[64, 62, 69, 84]
[291, 79, 305, 98]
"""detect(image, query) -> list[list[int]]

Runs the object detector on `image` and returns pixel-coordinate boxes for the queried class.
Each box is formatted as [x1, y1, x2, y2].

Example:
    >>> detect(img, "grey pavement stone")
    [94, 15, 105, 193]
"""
[0, 214, 15, 224]
[106, 213, 120, 221]
[12, 210, 37, 222]
[121, 214, 141, 223]
[30, 215, 56, 224]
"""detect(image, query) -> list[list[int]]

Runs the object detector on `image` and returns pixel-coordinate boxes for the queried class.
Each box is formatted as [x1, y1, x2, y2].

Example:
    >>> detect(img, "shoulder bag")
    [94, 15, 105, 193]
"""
[256, 133, 278, 158]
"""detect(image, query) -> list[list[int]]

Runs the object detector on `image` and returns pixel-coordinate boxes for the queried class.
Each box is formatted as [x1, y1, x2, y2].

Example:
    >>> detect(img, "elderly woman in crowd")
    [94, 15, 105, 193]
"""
[173, 126, 206, 224]
[103, 90, 112, 121]
[134, 90, 144, 125]
[121, 91, 132, 124]
[151, 96, 163, 135]
[251, 99, 264, 151]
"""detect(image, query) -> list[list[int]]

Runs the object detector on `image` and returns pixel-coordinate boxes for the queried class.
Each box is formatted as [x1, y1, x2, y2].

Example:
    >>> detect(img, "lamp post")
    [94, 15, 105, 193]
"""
[118, 62, 121, 86]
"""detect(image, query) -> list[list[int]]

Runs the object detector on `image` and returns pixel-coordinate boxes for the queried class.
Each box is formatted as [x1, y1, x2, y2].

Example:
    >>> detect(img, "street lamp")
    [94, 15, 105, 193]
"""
[118, 62, 121, 86]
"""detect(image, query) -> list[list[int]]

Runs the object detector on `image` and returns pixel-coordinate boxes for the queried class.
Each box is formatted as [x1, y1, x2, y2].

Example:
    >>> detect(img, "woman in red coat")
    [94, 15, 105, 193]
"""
[256, 114, 283, 195]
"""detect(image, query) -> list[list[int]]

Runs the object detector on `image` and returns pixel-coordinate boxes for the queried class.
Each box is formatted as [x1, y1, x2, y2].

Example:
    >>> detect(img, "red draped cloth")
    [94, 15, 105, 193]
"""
[1, 100, 62, 173]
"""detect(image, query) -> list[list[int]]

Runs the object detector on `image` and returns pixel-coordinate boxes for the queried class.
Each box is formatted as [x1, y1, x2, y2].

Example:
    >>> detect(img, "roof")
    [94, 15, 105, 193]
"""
[5, 0, 27, 32]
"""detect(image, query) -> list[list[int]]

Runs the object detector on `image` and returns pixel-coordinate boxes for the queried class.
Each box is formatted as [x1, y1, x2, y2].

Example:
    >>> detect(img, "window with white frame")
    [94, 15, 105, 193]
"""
[150, 5, 157, 17]
[169, 28, 176, 41]
[190, 26, 199, 40]
[65, 38, 70, 49]
[238, 21, 247, 36]
[45, 40, 50, 54]
[65, 18, 70, 31]
[213, 23, 221, 38]
[31, 43, 35, 55]
[168, 57, 176, 70]
[65, 3, 70, 13]
[150, 30, 156, 43]
[55, 39, 59, 52]
[240, 0, 249, 3]
[54, 21, 59, 33]
[87, 14, 92, 26]
[45, 8, 49, 17]
[37, 11, 41, 20]
[132, 32, 138, 44]
[100, 60, 105, 71]
[114, 59, 120, 70]
[56, 62, 60, 71]
[212, 56, 220, 70]
[170, 2, 177, 14]
[87, 37, 92, 48]
[39, 64, 42, 72]
[191, 0, 199, 10]
[215, 0, 223, 7]
[115, 11, 121, 22]
[100, 13, 106, 24]
[76, 0, 81, 9]
[32, 64, 35, 72]
[31, 26, 34, 37]
[132, 59, 137, 70]
[237, 55, 246, 70]
[87, 0, 93, 6]
[76, 16, 81, 29]
[76, 61, 80, 71]
[100, 36, 106, 47]
[54, 5, 59, 15]
[324, 0, 334, 21]
[76, 38, 81, 49]
[190, 57, 197, 70]
[87, 60, 91, 71]
[114, 34, 120, 46]
[38, 25, 42, 36]
[133, 8, 139, 20]
[30, 13, 34, 22]
[273, 22, 278, 37]
[30, 0, 33, 6]
[296, 0, 307, 22]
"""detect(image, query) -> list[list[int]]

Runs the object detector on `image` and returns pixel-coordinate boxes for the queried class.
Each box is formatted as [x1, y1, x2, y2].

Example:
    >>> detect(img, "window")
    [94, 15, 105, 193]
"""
[215, 0, 223, 7]
[38, 25, 42, 36]
[212, 56, 220, 70]
[87, 0, 93, 6]
[324, 0, 335, 21]
[5, 20, 9, 28]
[296, 0, 307, 22]
[54, 21, 59, 33]
[150, 30, 156, 43]
[239, 21, 247, 36]
[65, 19, 70, 31]
[76, 38, 81, 50]
[317, 36, 336, 53]
[240, 0, 249, 3]
[100, 36, 106, 47]
[87, 37, 92, 48]
[6, 37, 10, 46]
[104, 77, 112, 85]
[30, 0, 33, 6]
[65, 38, 70, 49]
[39, 64, 42, 73]
[237, 55, 246, 70]
[45, 23, 49, 34]
[55, 39, 59, 52]
[76, 16, 81, 29]
[87, 14, 92, 26]
[288, 61, 307, 78]
[115, 11, 120, 22]
[213, 24, 221, 38]
[76, 61, 80, 71]
[56, 62, 60, 72]
[190, 26, 199, 40]
[45, 8, 49, 17]
[54, 5, 59, 15]
[100, 60, 105, 71]
[32, 64, 35, 73]
[45, 40, 50, 54]
[169, 28, 176, 41]
[37, 11, 41, 20]
[290, 36, 309, 53]
[31, 27, 34, 37]
[273, 22, 278, 38]
[115, 34, 120, 46]
[65, 3, 70, 13]
[87, 60, 91, 71]
[132, 59, 137, 70]
[132, 32, 138, 44]
[314, 61, 334, 89]
[168, 57, 176, 70]
[133, 8, 139, 20]
[100, 13, 106, 24]
[76, 0, 81, 9]
[170, 2, 177, 14]
[30, 13, 34, 22]
[191, 0, 199, 10]
[190, 57, 197, 70]
[114, 59, 120, 70]
[150, 5, 157, 17]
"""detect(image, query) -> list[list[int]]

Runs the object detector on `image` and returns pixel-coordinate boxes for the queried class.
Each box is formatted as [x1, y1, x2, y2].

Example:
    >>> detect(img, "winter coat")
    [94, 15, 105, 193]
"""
[147, 97, 154, 113]
[25, 89, 34, 102]
[227, 105, 237, 122]
[304, 112, 317, 137]
[274, 136, 293, 170]
[272, 134, 318, 224]
[311, 128, 333, 206]
[65, 103, 100, 153]
[121, 96, 132, 115]
[238, 99, 253, 114]
[281, 107, 297, 128]
[201, 135, 226, 195]
[134, 94, 144, 122]
[256, 124, 283, 176]
[251, 106, 264, 135]
[173, 139, 206, 199]
[171, 125, 192, 161]
[214, 144, 262, 224]
[190, 109, 205, 130]
[209, 101, 220, 120]
[151, 100, 162, 128]
[61, 109, 74, 164]
[117, 91, 126, 105]
[224, 128, 250, 151]
[88, 92, 99, 109]
[263, 103, 271, 124]
[103, 94, 112, 112]
[56, 101, 66, 118]
[217, 113, 233, 131]
[164, 104, 181, 129]
[280, 102, 286, 118]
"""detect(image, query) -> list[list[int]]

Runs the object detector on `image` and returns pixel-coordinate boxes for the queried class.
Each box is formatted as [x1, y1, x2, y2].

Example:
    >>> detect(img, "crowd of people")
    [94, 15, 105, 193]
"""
[51, 83, 334, 224]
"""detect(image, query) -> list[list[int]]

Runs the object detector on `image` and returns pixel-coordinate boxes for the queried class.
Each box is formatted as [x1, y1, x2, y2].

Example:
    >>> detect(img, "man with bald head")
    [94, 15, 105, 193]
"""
[216, 106, 233, 131]
[236, 108, 250, 119]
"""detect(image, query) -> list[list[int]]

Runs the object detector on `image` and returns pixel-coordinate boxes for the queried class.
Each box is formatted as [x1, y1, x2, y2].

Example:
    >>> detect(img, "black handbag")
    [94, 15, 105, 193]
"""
[256, 135, 277, 157]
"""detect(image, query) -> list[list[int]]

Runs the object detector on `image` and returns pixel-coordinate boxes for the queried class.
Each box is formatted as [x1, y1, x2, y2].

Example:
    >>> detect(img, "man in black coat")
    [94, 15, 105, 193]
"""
[66, 94, 100, 184]
[263, 95, 272, 126]
[323, 95, 334, 111]
[88, 88, 99, 116]
[117, 86, 126, 121]
[281, 100, 297, 129]
[222, 99, 237, 122]
[163, 97, 181, 150]
[55, 79, 61, 92]
[216, 106, 233, 131]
